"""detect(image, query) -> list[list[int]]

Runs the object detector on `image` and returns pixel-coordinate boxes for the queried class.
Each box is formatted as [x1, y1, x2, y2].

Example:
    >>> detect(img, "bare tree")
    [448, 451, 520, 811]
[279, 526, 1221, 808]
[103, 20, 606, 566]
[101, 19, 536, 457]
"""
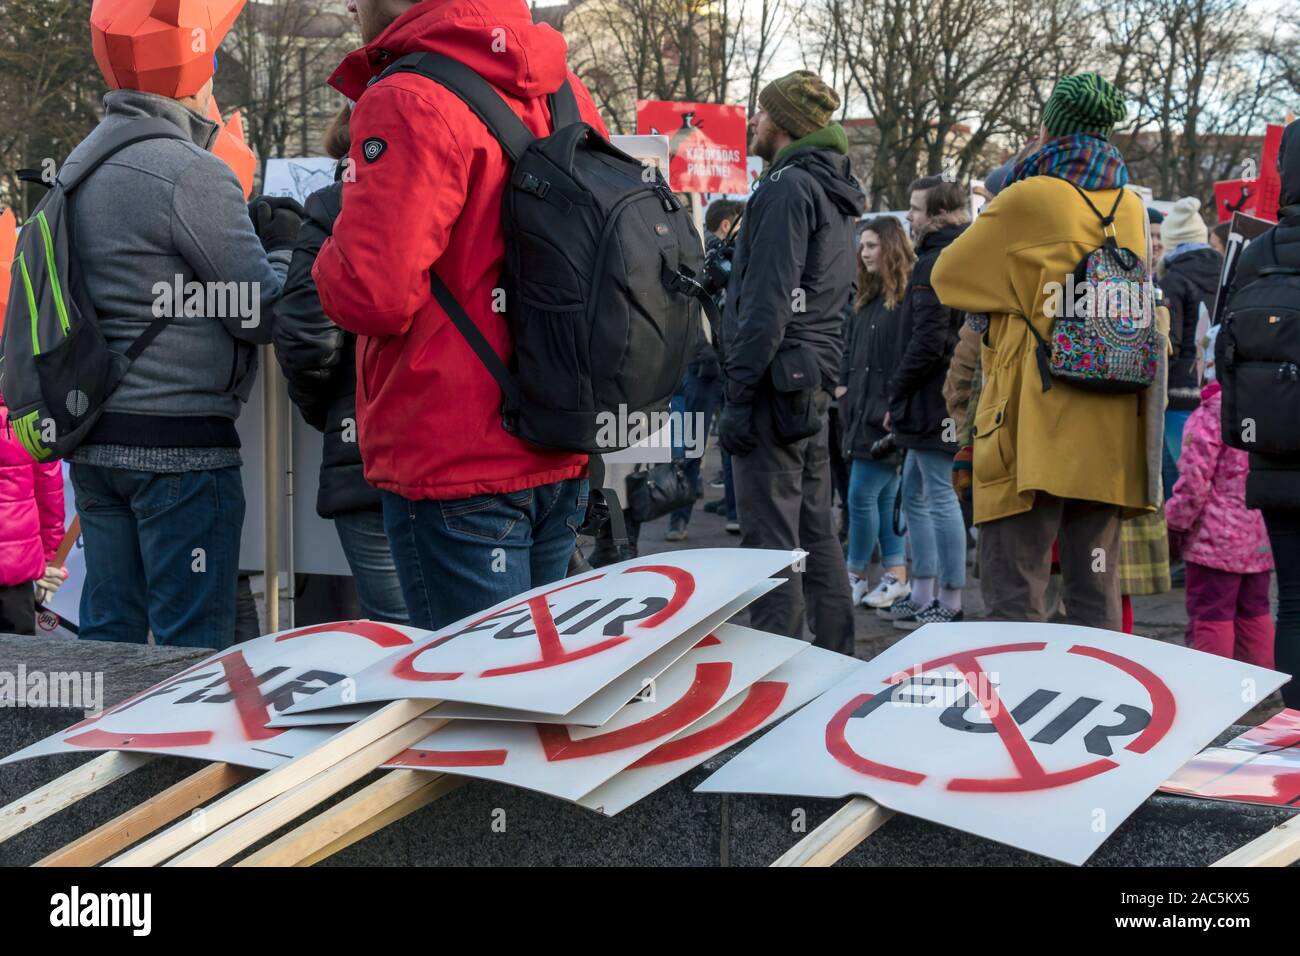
[0, 0, 102, 217]
[218, 0, 353, 177]
[1118, 0, 1287, 205]
[564, 0, 741, 131]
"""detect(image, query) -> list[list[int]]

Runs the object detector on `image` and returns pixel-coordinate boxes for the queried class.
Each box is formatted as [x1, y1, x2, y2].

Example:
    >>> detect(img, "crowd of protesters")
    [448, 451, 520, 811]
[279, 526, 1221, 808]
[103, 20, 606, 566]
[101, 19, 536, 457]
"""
[1, 0, 1297, 713]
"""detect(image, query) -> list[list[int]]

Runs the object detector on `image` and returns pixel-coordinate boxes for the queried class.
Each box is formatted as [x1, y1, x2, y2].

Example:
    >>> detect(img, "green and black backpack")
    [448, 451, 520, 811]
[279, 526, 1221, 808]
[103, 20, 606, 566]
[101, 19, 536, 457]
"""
[0, 118, 185, 461]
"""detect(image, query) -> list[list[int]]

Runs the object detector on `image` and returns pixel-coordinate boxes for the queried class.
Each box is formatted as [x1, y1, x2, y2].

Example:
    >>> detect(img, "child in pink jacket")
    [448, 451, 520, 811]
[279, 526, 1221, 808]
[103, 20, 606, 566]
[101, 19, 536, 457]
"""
[1166, 328, 1274, 666]
[0, 396, 66, 635]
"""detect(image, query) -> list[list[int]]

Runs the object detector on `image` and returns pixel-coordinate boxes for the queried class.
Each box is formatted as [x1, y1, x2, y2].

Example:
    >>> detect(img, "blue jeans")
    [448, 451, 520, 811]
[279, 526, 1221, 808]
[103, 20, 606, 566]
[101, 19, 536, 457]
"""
[1163, 408, 1192, 500]
[334, 509, 408, 624]
[846, 458, 904, 575]
[901, 449, 967, 589]
[71, 463, 244, 648]
[672, 366, 723, 529]
[381, 477, 588, 630]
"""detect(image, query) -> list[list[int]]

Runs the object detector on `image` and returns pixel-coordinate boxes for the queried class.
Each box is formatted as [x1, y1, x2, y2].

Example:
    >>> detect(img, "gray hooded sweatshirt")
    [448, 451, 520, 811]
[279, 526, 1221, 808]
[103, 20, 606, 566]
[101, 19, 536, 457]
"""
[63, 90, 289, 472]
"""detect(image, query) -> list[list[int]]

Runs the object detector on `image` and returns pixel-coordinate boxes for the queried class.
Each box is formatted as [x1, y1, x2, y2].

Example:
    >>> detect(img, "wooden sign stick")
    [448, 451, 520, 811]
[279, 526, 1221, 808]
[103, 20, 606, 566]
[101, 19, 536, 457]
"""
[166, 716, 447, 866]
[771, 797, 896, 867]
[237, 768, 463, 867]
[296, 774, 465, 867]
[0, 751, 155, 844]
[106, 697, 439, 866]
[35, 762, 255, 867]
[52, 515, 80, 567]
[1211, 815, 1300, 867]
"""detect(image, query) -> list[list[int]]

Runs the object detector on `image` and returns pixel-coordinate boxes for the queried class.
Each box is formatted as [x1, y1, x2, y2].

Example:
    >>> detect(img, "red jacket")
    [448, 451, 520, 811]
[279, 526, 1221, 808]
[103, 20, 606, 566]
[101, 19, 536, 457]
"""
[313, 0, 605, 500]
[0, 401, 64, 587]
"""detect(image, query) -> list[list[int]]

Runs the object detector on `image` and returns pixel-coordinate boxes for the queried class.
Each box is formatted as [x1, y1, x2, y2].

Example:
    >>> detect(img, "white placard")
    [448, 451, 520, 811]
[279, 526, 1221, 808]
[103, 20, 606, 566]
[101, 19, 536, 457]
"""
[282, 548, 799, 717]
[380, 623, 805, 801]
[0, 620, 427, 769]
[264, 580, 782, 729]
[262, 157, 337, 204]
[696, 622, 1288, 865]
[579, 643, 863, 816]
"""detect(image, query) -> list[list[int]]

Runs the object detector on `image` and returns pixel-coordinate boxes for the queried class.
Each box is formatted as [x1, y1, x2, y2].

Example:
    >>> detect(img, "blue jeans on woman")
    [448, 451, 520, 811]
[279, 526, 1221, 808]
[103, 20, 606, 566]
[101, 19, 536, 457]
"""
[334, 509, 409, 624]
[1162, 408, 1192, 500]
[846, 458, 904, 576]
[381, 477, 588, 630]
[901, 449, 967, 589]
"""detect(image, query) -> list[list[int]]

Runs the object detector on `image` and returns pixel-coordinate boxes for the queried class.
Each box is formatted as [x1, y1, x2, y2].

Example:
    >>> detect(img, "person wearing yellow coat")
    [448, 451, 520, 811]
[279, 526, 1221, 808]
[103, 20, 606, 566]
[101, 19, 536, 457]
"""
[932, 72, 1163, 631]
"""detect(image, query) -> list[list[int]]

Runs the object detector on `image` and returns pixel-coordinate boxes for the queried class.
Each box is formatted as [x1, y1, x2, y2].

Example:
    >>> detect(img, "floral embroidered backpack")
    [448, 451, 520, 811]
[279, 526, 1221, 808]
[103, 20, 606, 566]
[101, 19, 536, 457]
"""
[1023, 181, 1158, 393]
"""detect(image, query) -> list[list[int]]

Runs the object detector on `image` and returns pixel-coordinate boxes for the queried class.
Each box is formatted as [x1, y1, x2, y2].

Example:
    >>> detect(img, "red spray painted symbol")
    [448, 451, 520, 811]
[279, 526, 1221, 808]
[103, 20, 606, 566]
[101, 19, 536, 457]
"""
[391, 565, 696, 682]
[63, 620, 414, 751]
[824, 642, 1176, 793]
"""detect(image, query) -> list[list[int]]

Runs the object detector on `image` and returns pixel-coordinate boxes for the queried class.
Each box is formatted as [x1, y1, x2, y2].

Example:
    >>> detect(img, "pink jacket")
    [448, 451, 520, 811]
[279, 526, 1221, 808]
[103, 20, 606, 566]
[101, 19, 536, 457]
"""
[0, 400, 65, 587]
[1166, 382, 1273, 574]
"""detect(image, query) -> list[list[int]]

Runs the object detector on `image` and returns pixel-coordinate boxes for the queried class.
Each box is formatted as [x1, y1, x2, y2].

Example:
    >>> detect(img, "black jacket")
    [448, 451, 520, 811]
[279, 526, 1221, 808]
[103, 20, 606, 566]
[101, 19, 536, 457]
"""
[687, 233, 726, 380]
[1159, 246, 1222, 410]
[1225, 119, 1300, 510]
[888, 213, 968, 452]
[841, 293, 905, 458]
[722, 146, 866, 404]
[272, 182, 380, 519]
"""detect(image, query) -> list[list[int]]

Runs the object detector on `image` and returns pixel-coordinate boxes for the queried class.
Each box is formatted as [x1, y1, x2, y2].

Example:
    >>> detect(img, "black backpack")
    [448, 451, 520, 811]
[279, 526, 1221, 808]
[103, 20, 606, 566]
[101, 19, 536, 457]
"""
[378, 53, 715, 456]
[1216, 229, 1300, 455]
[1, 118, 185, 460]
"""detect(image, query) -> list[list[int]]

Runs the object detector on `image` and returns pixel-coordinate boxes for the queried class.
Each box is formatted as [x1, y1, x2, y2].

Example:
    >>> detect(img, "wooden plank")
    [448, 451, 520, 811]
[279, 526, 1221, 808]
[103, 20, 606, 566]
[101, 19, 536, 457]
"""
[0, 751, 154, 844]
[167, 717, 448, 866]
[1211, 815, 1300, 867]
[771, 797, 895, 867]
[105, 698, 439, 866]
[238, 769, 463, 867]
[35, 762, 254, 867]
[297, 775, 465, 867]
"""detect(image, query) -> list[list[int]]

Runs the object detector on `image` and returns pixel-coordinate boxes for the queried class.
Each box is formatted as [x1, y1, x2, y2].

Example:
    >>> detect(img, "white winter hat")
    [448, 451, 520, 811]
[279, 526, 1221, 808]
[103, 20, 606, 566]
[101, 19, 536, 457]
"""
[1162, 196, 1209, 248]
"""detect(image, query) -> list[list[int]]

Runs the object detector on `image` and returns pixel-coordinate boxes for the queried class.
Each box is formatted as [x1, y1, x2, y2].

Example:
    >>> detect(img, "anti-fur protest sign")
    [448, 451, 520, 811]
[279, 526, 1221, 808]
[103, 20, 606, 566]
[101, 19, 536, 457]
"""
[698, 622, 1287, 864]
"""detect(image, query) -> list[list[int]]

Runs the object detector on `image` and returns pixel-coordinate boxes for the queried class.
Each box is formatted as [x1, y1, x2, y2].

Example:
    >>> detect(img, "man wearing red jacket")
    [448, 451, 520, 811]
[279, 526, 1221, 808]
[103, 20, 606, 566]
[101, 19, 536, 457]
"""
[313, 0, 606, 629]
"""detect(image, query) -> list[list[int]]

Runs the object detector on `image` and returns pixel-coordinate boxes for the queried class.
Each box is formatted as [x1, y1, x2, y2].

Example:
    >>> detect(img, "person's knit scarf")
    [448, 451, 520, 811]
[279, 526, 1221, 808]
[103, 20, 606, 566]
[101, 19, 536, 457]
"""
[1005, 133, 1129, 191]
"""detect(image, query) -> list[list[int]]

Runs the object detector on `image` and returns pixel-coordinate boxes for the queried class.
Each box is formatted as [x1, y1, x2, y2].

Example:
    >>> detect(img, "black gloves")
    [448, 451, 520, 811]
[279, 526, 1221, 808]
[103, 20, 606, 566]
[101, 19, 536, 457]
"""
[719, 402, 758, 457]
[248, 195, 306, 252]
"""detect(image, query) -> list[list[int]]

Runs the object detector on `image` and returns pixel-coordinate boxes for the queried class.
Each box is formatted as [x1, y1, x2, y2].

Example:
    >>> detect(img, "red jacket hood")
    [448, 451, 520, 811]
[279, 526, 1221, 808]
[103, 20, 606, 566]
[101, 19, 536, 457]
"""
[330, 0, 570, 102]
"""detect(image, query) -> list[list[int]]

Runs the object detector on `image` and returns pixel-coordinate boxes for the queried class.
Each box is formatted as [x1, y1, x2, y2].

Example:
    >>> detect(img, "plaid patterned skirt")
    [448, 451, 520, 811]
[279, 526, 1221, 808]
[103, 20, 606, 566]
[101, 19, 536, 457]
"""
[1119, 509, 1171, 596]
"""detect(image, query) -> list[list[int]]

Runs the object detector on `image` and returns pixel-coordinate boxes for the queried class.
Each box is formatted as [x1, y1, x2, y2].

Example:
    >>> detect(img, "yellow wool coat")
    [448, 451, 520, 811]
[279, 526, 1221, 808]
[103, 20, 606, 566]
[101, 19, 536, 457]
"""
[931, 176, 1159, 525]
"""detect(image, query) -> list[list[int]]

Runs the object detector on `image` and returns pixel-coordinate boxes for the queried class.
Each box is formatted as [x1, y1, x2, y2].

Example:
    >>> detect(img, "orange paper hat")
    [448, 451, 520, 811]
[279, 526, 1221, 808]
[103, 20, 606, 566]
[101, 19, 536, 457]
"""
[208, 96, 256, 199]
[91, 0, 246, 98]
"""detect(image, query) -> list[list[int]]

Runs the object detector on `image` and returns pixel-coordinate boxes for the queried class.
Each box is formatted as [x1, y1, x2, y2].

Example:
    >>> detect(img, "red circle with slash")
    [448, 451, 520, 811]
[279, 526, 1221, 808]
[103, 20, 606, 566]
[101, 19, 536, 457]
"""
[391, 565, 695, 682]
[62, 620, 414, 751]
[824, 641, 1176, 793]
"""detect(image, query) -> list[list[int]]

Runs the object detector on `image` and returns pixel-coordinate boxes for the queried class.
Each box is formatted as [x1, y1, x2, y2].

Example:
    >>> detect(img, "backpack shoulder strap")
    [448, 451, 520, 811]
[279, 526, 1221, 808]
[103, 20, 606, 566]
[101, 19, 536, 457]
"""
[1061, 177, 1126, 230]
[60, 118, 186, 192]
[380, 52, 534, 162]
[548, 78, 582, 130]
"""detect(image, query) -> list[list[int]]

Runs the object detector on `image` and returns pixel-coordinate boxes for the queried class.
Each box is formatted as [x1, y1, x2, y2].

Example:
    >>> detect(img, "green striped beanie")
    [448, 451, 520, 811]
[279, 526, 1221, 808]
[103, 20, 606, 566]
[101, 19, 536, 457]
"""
[1042, 72, 1127, 139]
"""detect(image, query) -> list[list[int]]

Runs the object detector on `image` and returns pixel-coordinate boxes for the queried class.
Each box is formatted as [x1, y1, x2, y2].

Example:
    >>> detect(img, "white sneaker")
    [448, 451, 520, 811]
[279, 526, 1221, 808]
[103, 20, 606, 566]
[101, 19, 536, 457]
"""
[850, 575, 871, 607]
[863, 572, 910, 609]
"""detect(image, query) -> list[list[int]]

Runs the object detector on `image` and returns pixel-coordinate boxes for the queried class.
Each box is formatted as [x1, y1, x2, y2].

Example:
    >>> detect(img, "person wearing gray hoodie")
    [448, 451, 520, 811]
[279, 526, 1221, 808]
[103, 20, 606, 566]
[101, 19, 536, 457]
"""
[64, 18, 301, 648]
